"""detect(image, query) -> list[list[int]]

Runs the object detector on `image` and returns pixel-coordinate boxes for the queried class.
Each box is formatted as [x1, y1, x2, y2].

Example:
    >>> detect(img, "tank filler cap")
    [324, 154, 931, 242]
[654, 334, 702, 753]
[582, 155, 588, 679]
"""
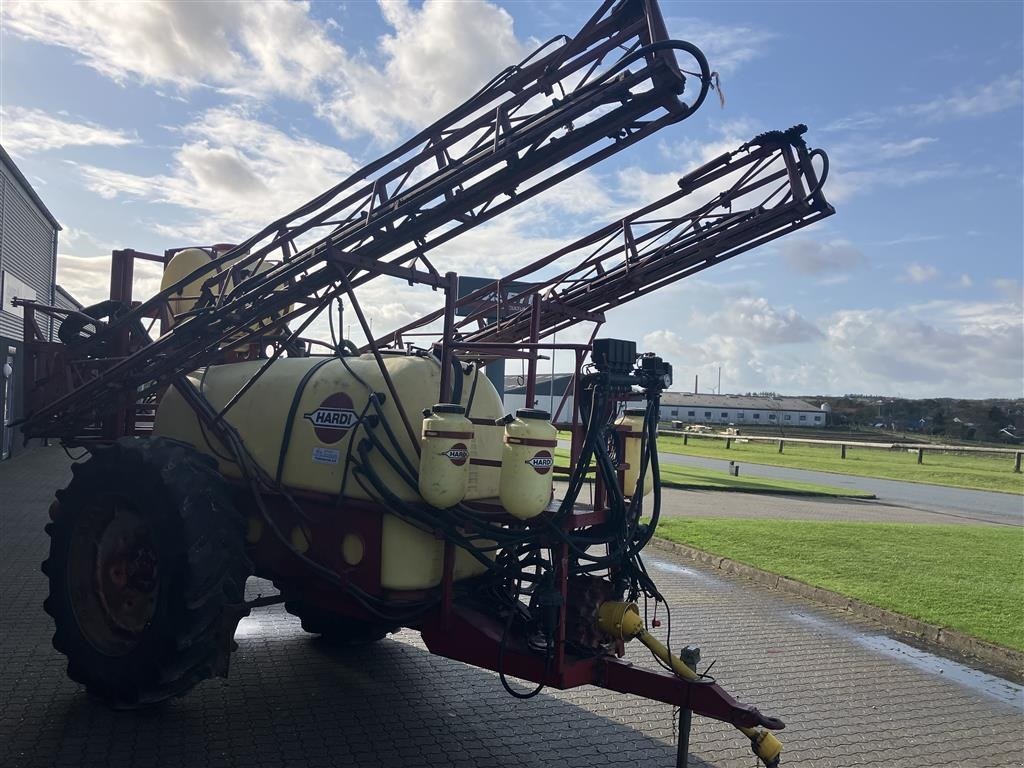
[431, 403, 466, 414]
[516, 408, 551, 420]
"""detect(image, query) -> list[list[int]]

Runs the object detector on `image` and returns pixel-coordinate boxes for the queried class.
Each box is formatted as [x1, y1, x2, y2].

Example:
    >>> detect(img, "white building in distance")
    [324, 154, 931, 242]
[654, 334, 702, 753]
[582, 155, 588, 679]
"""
[504, 375, 828, 429]
[660, 393, 827, 427]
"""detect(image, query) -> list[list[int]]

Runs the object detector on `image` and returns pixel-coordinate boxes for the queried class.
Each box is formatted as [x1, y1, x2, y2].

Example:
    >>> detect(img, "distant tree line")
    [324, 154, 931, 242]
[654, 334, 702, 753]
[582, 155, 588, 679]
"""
[808, 396, 1023, 444]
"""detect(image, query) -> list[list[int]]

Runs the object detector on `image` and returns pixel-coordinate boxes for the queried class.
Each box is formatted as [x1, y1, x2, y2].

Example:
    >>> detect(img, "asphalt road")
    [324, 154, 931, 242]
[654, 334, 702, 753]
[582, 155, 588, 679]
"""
[2, 446, 1023, 768]
[649, 486, 1019, 526]
[656, 450, 1024, 526]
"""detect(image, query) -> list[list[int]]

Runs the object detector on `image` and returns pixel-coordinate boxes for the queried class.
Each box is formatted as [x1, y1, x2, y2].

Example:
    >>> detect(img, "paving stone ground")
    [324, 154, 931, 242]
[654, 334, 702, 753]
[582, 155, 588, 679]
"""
[2, 446, 1022, 768]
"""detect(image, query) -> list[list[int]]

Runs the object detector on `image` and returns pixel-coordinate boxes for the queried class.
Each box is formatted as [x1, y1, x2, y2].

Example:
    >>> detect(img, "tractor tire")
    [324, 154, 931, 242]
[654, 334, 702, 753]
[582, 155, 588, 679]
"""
[284, 600, 396, 646]
[43, 437, 252, 708]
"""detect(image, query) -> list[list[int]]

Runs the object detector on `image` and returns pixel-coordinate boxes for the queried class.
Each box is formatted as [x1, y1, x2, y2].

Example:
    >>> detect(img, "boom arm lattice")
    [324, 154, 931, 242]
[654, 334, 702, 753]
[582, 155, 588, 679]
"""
[373, 125, 833, 350]
[21, 0, 712, 440]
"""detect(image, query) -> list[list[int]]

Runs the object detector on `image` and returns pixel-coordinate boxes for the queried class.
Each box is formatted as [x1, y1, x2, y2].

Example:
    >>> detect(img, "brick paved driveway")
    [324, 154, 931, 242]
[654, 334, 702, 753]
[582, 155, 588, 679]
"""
[2, 447, 1021, 768]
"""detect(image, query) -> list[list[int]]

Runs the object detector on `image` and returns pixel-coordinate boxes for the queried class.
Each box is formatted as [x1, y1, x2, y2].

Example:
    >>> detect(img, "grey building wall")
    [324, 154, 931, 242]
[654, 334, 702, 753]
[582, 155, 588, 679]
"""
[0, 146, 61, 459]
[52, 284, 83, 343]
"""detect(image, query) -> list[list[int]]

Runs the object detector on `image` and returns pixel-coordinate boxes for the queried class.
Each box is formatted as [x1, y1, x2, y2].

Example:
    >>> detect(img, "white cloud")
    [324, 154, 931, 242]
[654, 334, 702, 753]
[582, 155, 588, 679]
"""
[826, 163, 959, 204]
[823, 113, 886, 132]
[631, 277, 1022, 399]
[959, 273, 973, 288]
[779, 239, 865, 276]
[642, 327, 825, 396]
[71, 107, 360, 242]
[2, 0, 530, 143]
[703, 297, 822, 344]
[57, 253, 164, 308]
[824, 71, 1023, 133]
[2, 1, 343, 101]
[663, 17, 776, 75]
[0, 106, 137, 155]
[906, 71, 1023, 122]
[875, 136, 938, 159]
[872, 234, 943, 247]
[993, 278, 1023, 302]
[822, 135, 944, 201]
[824, 300, 1023, 394]
[901, 262, 939, 283]
[322, 0, 528, 141]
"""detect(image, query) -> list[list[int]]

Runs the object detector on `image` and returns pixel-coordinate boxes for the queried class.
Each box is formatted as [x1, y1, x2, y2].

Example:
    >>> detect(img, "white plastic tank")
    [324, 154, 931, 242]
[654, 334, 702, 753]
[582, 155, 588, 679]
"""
[161, 247, 215, 319]
[419, 404, 474, 508]
[160, 247, 292, 333]
[615, 408, 653, 497]
[498, 408, 558, 520]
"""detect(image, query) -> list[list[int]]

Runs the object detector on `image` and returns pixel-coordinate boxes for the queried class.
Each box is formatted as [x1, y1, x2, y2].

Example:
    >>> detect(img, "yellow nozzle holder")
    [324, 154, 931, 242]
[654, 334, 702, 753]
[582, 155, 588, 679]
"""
[597, 602, 782, 766]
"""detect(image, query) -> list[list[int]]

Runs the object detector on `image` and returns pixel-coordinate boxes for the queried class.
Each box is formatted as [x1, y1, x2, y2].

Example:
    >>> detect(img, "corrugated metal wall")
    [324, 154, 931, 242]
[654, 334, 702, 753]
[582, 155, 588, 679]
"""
[52, 287, 82, 342]
[1, 162, 57, 341]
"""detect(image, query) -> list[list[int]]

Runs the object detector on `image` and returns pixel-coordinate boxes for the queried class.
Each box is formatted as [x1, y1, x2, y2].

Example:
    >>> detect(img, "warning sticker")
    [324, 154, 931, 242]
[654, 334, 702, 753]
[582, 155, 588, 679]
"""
[312, 447, 340, 465]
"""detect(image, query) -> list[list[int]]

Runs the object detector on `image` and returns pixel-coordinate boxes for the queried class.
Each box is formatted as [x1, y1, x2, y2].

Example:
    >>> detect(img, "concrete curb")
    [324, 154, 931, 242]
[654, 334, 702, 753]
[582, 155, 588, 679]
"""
[660, 480, 876, 500]
[649, 537, 1024, 681]
[554, 473, 875, 500]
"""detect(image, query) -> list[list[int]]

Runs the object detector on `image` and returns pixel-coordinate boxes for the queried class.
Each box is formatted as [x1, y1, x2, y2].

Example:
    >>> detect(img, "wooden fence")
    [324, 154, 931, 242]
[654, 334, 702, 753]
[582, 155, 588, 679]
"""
[658, 430, 1024, 473]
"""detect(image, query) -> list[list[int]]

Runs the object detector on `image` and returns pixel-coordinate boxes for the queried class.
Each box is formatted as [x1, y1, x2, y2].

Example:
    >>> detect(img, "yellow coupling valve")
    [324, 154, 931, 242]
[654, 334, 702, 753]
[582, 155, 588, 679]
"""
[596, 601, 644, 641]
[597, 601, 699, 682]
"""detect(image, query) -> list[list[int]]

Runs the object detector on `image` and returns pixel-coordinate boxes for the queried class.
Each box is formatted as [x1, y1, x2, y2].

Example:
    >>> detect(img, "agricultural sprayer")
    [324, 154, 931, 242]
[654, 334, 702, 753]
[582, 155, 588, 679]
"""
[12, 1, 833, 765]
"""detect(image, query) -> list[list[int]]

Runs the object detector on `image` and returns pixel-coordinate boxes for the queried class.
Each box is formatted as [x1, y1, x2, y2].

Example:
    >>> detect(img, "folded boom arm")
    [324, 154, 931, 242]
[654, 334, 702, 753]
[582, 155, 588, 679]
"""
[18, 0, 711, 441]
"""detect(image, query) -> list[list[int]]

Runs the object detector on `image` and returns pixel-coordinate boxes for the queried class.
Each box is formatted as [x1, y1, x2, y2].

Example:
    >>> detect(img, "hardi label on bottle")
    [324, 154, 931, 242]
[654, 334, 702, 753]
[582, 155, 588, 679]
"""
[443, 443, 470, 466]
[525, 450, 553, 474]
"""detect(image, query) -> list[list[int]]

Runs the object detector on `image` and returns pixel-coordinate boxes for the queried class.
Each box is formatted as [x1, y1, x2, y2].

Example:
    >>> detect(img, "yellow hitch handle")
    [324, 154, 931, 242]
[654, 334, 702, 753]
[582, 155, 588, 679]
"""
[597, 602, 783, 767]
[740, 726, 783, 767]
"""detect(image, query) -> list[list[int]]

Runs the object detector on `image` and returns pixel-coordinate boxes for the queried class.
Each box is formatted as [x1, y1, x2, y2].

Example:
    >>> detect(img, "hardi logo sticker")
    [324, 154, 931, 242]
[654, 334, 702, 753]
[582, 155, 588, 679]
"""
[441, 443, 469, 466]
[525, 450, 553, 475]
[304, 393, 358, 444]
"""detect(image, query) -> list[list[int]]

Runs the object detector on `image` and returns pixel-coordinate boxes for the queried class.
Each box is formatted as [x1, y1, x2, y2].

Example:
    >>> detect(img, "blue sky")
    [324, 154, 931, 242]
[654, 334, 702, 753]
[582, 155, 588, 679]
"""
[1, 0, 1021, 398]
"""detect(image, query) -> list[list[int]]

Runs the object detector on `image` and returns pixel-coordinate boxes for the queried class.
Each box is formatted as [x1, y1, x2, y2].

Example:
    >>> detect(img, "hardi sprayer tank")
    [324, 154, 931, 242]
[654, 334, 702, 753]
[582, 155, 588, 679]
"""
[419, 404, 474, 508]
[616, 408, 653, 497]
[154, 354, 503, 501]
[498, 408, 558, 520]
[153, 353, 503, 590]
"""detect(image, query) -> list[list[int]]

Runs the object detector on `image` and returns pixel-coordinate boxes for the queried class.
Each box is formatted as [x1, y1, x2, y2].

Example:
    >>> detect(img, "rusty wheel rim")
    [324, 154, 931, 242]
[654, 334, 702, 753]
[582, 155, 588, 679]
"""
[67, 498, 160, 656]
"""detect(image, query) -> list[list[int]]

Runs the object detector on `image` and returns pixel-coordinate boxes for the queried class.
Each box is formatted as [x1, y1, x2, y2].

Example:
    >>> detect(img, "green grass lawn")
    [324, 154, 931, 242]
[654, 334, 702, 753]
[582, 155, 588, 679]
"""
[656, 518, 1024, 651]
[656, 434, 1024, 495]
[553, 448, 873, 498]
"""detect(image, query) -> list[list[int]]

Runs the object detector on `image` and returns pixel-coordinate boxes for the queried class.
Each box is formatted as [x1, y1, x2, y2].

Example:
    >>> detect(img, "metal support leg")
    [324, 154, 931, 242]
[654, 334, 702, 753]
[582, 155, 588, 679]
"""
[677, 708, 692, 768]
[676, 645, 701, 767]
